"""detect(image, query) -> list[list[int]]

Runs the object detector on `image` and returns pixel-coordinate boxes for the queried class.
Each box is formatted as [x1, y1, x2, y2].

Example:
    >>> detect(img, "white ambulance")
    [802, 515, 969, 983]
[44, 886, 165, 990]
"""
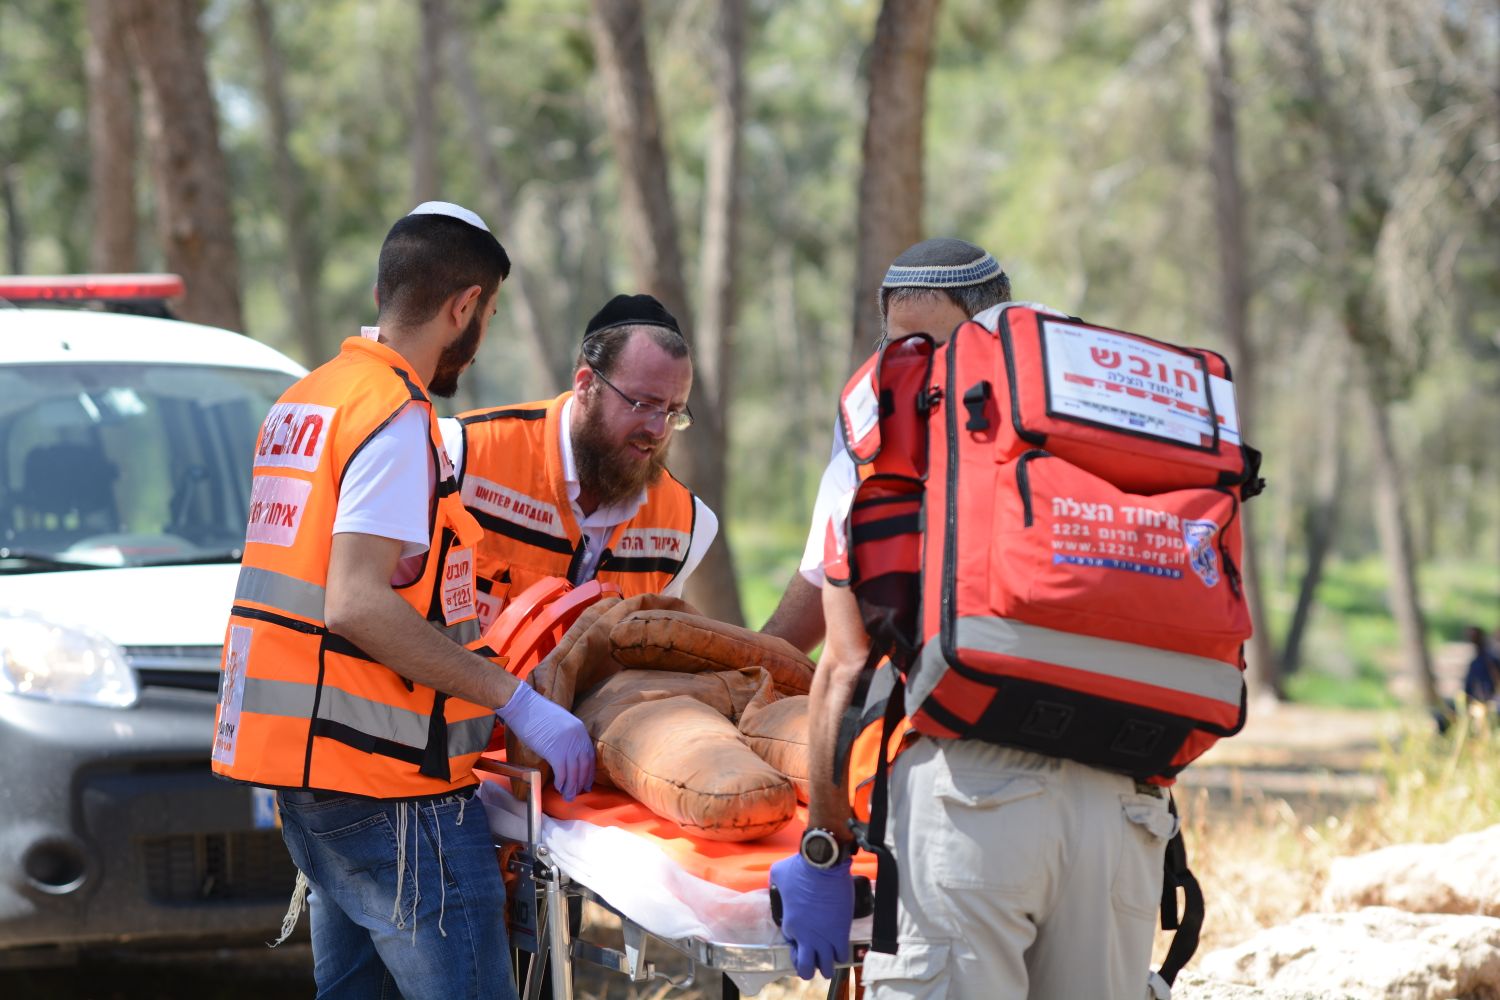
[0, 276, 305, 963]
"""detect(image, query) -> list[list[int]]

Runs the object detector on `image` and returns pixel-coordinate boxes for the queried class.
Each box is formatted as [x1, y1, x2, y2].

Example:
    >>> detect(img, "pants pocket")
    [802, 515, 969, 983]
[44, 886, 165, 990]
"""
[932, 770, 1047, 892]
[863, 940, 951, 1000]
[1110, 792, 1176, 919]
[305, 810, 400, 877]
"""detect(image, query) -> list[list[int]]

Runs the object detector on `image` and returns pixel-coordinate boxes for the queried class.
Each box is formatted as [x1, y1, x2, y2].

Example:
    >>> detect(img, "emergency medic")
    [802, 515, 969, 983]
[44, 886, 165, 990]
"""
[211, 203, 593, 1000]
[440, 293, 718, 622]
[771, 249, 1205, 998]
[761, 239, 1011, 654]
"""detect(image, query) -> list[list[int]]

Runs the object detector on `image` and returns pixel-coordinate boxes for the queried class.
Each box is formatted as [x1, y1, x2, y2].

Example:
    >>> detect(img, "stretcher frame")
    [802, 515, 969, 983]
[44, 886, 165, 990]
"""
[479, 757, 864, 1000]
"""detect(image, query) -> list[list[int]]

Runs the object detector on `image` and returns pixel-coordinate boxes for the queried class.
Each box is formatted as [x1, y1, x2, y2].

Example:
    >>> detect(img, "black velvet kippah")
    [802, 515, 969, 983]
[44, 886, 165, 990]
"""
[583, 294, 681, 340]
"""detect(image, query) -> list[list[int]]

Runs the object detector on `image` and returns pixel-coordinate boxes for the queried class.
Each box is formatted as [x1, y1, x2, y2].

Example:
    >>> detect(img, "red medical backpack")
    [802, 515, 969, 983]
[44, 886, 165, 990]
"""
[829, 304, 1263, 971]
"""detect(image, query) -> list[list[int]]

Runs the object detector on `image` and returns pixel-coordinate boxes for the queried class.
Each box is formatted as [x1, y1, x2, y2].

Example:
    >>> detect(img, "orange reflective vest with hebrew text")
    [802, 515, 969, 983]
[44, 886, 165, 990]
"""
[454, 393, 698, 630]
[211, 337, 498, 799]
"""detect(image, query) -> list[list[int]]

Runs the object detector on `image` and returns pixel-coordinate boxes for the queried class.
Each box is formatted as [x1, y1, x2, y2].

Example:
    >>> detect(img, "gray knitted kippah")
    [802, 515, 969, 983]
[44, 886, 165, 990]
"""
[881, 238, 1001, 290]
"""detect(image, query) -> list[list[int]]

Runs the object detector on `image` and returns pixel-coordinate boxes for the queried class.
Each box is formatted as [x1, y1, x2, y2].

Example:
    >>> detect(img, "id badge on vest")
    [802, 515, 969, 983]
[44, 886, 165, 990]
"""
[441, 546, 479, 626]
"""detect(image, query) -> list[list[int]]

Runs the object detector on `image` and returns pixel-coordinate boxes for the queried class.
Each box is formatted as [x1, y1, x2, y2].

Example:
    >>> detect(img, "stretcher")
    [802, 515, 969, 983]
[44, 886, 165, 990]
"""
[475, 755, 877, 1000]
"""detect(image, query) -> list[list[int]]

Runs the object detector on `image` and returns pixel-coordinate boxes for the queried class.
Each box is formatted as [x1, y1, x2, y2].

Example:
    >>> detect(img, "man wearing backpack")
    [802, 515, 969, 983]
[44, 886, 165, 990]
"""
[768, 275, 1255, 995]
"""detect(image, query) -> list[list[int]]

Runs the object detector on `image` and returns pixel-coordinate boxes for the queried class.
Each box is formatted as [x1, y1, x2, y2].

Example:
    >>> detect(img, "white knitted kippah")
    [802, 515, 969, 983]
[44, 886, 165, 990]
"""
[407, 200, 491, 234]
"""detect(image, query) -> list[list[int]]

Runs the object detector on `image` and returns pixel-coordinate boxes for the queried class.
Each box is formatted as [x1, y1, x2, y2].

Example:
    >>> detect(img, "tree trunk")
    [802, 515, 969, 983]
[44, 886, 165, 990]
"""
[1279, 360, 1346, 675]
[84, 0, 139, 273]
[445, 3, 572, 390]
[1, 164, 24, 273]
[696, 0, 745, 416]
[1356, 360, 1439, 708]
[249, 0, 324, 366]
[588, 0, 744, 625]
[120, 0, 243, 332]
[410, 0, 444, 206]
[1290, 0, 1439, 709]
[847, 0, 942, 368]
[1190, 0, 1279, 700]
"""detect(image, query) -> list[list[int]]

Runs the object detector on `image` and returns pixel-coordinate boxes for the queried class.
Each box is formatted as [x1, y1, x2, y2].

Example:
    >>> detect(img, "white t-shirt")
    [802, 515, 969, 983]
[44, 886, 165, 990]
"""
[797, 423, 857, 588]
[439, 399, 718, 598]
[333, 403, 433, 585]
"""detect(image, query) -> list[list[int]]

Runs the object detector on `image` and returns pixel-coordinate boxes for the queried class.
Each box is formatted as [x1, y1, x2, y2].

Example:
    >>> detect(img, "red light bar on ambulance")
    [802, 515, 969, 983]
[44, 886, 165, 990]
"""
[0, 273, 185, 302]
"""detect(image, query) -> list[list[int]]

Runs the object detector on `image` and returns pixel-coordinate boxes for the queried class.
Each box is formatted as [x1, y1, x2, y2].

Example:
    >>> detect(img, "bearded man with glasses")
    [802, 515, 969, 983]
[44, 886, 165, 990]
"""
[440, 294, 718, 630]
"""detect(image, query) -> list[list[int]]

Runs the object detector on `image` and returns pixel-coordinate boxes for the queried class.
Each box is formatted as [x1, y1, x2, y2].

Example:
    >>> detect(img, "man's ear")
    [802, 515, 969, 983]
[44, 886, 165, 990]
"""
[451, 284, 484, 329]
[572, 364, 594, 399]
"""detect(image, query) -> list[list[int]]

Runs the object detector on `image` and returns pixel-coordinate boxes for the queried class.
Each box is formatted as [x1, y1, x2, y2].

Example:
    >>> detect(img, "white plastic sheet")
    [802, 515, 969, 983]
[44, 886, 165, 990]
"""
[478, 782, 871, 995]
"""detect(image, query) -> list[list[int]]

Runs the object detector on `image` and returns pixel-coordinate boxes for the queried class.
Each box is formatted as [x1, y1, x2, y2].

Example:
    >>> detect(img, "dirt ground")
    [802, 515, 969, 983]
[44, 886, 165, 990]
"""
[2, 702, 1405, 999]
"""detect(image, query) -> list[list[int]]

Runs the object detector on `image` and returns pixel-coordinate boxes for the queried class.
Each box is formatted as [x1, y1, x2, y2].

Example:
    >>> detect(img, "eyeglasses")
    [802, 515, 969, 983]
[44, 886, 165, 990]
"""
[588, 366, 694, 431]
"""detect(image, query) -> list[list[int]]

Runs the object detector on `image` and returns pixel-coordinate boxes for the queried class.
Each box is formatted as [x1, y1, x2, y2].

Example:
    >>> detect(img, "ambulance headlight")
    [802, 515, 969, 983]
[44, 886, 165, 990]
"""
[0, 610, 138, 708]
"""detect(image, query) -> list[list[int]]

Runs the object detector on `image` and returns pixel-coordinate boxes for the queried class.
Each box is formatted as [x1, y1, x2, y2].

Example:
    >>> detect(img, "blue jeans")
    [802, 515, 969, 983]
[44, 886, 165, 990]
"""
[278, 788, 517, 1000]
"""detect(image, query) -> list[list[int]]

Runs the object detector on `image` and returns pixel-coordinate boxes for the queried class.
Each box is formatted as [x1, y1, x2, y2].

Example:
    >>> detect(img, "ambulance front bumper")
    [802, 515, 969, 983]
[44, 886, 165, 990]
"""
[0, 683, 297, 960]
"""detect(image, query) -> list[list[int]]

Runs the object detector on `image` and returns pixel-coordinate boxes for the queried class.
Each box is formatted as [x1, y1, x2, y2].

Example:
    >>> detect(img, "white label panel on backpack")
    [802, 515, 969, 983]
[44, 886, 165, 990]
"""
[1043, 322, 1212, 446]
[1208, 375, 1241, 445]
[845, 372, 881, 449]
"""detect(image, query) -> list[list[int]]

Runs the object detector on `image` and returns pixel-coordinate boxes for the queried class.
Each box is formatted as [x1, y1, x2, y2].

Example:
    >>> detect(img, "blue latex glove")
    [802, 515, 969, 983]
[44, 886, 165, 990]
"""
[496, 683, 595, 800]
[769, 852, 854, 980]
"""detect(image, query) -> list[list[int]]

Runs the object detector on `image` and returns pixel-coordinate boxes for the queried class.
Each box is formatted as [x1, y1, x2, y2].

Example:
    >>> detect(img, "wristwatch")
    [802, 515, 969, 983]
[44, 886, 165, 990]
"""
[799, 827, 852, 870]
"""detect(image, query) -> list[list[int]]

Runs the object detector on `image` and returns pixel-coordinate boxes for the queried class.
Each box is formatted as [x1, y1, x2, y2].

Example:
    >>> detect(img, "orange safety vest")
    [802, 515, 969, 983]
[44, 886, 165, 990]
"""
[453, 393, 698, 629]
[211, 336, 497, 800]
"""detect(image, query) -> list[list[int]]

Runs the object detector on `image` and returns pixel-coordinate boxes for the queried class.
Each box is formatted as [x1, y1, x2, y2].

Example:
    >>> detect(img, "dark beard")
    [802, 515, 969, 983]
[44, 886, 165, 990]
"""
[429, 309, 484, 398]
[573, 395, 669, 509]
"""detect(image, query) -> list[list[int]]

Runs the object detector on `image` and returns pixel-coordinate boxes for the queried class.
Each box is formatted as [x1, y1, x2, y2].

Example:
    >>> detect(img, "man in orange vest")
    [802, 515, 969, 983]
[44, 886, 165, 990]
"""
[212, 202, 592, 1000]
[440, 293, 718, 627]
[761, 239, 1011, 654]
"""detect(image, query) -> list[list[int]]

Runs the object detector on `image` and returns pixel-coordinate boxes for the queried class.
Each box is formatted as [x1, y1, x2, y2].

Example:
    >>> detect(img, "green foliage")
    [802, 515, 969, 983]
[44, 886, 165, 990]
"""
[1, 0, 1495, 655]
[1274, 555, 1500, 708]
[727, 515, 806, 629]
[0, 0, 88, 272]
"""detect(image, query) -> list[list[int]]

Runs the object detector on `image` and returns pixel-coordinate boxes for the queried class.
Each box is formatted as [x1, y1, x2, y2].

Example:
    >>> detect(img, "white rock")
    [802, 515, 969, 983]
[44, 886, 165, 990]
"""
[1197, 908, 1500, 1000]
[1323, 824, 1500, 917]
[1170, 970, 1357, 999]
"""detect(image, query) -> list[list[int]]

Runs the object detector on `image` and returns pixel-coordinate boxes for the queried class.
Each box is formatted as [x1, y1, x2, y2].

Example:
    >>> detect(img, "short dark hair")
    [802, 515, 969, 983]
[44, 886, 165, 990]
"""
[880, 270, 1012, 325]
[577, 324, 690, 378]
[375, 214, 511, 326]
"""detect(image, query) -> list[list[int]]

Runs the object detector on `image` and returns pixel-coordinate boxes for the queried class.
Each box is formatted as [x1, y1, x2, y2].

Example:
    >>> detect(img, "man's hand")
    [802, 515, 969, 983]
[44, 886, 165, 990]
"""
[769, 853, 854, 980]
[496, 683, 595, 800]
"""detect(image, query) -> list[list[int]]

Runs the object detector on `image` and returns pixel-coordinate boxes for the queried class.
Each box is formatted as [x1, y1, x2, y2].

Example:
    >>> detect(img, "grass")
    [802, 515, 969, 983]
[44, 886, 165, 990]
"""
[1271, 555, 1499, 709]
[1175, 706, 1500, 963]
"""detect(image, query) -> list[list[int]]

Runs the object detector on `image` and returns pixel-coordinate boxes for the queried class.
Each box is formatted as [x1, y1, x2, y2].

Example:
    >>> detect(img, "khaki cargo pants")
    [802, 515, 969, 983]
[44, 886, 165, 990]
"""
[861, 738, 1176, 1000]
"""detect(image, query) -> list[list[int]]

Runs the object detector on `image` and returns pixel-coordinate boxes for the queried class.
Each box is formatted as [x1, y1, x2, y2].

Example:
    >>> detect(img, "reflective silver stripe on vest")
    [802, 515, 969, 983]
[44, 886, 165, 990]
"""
[242, 677, 494, 758]
[447, 715, 498, 758]
[238, 566, 479, 645]
[437, 616, 482, 646]
[910, 615, 1244, 712]
[235, 566, 326, 622]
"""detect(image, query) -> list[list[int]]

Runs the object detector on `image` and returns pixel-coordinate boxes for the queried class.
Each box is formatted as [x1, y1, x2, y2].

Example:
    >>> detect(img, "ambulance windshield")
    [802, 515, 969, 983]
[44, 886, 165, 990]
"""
[0, 363, 294, 571]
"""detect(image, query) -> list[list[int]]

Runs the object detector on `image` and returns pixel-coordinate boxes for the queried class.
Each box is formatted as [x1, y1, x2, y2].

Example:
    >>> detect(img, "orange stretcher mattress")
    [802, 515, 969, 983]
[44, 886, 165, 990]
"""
[478, 753, 877, 894]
